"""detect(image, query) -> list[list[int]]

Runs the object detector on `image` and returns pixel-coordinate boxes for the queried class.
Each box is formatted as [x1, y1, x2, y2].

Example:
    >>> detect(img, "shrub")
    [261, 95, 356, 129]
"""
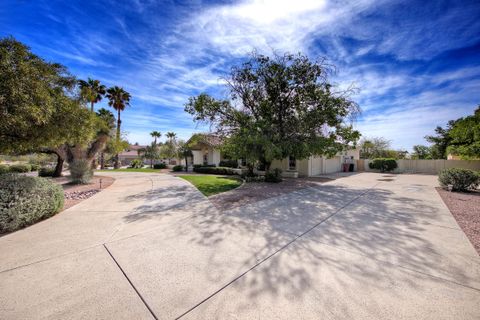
[194, 166, 236, 175]
[193, 164, 215, 169]
[368, 158, 397, 172]
[38, 167, 55, 177]
[265, 168, 283, 183]
[172, 165, 184, 172]
[218, 159, 239, 168]
[9, 164, 32, 173]
[0, 164, 9, 174]
[30, 164, 39, 171]
[130, 159, 143, 168]
[69, 159, 93, 184]
[438, 168, 480, 192]
[0, 174, 64, 233]
[153, 163, 167, 169]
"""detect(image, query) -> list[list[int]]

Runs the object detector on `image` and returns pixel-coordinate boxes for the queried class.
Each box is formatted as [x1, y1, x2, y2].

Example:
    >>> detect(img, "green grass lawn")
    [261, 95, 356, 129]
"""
[96, 168, 164, 173]
[180, 175, 242, 196]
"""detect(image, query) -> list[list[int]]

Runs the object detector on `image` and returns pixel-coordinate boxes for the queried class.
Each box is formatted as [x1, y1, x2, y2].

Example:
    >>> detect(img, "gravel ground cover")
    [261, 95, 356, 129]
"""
[437, 187, 480, 255]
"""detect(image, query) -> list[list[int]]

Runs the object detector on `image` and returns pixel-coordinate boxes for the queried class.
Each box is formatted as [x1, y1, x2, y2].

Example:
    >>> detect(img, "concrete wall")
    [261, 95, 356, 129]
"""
[361, 159, 480, 174]
[324, 156, 342, 174]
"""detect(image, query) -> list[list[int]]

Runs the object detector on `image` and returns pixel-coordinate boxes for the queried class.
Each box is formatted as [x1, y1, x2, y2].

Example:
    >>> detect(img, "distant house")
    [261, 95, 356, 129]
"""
[118, 144, 145, 166]
[187, 133, 360, 177]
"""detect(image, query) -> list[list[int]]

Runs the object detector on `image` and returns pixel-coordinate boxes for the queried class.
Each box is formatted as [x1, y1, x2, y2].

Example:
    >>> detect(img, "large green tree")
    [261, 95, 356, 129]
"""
[185, 53, 360, 171]
[411, 145, 432, 159]
[425, 121, 456, 159]
[447, 106, 480, 159]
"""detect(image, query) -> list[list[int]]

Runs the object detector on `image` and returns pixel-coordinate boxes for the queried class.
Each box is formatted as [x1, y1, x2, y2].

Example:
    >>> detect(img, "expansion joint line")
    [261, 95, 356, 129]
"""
[103, 244, 158, 320]
[175, 182, 382, 319]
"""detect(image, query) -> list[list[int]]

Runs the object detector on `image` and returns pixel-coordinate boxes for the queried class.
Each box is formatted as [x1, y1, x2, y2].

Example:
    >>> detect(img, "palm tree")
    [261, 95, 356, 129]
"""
[165, 131, 177, 141]
[78, 78, 106, 112]
[150, 131, 161, 145]
[106, 86, 131, 168]
[96, 108, 115, 169]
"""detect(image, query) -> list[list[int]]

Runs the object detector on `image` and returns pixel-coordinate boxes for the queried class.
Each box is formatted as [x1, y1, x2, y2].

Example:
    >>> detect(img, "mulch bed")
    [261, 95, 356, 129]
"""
[437, 187, 480, 255]
[51, 175, 115, 210]
[209, 177, 330, 211]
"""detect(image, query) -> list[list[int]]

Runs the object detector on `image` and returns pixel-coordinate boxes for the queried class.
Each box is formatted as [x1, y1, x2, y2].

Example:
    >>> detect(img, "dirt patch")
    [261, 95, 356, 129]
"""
[209, 177, 330, 211]
[437, 187, 480, 255]
[51, 176, 115, 210]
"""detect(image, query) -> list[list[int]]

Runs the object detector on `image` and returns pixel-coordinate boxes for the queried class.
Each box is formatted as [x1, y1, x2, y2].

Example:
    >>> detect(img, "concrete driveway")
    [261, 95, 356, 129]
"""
[0, 172, 479, 319]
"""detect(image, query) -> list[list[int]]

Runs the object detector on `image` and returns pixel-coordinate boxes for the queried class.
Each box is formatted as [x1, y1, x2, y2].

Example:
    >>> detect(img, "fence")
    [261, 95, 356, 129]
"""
[358, 159, 480, 175]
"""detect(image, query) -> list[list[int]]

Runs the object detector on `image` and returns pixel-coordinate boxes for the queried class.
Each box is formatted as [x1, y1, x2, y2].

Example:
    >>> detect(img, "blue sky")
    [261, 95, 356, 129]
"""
[1, 0, 479, 150]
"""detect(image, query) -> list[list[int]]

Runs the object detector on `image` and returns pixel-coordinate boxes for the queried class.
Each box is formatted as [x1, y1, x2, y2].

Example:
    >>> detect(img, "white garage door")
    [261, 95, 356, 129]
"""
[324, 156, 341, 174]
[310, 156, 323, 176]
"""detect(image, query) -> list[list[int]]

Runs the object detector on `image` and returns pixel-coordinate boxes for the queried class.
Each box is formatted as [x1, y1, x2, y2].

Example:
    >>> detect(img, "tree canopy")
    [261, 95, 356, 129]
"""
[0, 37, 99, 154]
[447, 106, 480, 159]
[185, 53, 360, 169]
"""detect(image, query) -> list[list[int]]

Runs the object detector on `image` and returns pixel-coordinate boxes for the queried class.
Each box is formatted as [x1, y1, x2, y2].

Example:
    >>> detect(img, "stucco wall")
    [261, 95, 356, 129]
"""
[362, 159, 480, 174]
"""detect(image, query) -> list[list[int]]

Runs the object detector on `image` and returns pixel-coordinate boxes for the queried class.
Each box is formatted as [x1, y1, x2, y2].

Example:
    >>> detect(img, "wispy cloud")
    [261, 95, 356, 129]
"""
[1, 0, 478, 148]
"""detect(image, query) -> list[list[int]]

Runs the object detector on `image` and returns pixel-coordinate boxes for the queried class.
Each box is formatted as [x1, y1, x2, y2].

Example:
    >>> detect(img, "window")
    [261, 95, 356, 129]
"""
[203, 153, 208, 165]
[289, 156, 296, 171]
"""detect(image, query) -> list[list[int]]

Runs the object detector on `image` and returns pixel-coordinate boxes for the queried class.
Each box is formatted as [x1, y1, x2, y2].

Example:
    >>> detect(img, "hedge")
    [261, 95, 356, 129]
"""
[153, 163, 167, 169]
[368, 158, 397, 172]
[9, 164, 32, 173]
[438, 168, 479, 192]
[38, 167, 56, 177]
[193, 166, 236, 175]
[0, 174, 64, 233]
[218, 160, 239, 168]
[172, 165, 184, 172]
[0, 164, 9, 174]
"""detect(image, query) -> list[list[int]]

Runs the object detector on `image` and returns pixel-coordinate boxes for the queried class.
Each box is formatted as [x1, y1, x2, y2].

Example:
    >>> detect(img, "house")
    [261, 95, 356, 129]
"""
[188, 133, 360, 177]
[188, 134, 224, 166]
[118, 144, 145, 166]
[270, 148, 360, 177]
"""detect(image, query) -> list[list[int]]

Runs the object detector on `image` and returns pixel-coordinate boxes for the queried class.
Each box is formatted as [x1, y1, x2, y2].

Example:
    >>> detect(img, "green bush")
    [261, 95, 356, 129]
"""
[194, 166, 236, 175]
[69, 159, 93, 184]
[438, 168, 480, 192]
[30, 164, 40, 171]
[265, 168, 283, 183]
[0, 164, 9, 174]
[9, 164, 32, 173]
[153, 163, 167, 169]
[368, 158, 397, 172]
[130, 159, 143, 168]
[0, 174, 64, 233]
[218, 160, 239, 168]
[38, 167, 55, 177]
[172, 165, 184, 172]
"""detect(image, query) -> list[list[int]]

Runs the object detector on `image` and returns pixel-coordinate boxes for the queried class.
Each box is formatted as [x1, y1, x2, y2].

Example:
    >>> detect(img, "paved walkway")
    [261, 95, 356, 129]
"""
[0, 172, 479, 319]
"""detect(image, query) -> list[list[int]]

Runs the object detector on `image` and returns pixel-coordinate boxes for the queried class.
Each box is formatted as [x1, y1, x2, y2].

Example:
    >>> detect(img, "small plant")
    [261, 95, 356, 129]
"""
[69, 159, 93, 184]
[265, 168, 282, 183]
[172, 165, 184, 172]
[0, 164, 9, 174]
[30, 164, 39, 171]
[368, 158, 397, 172]
[9, 164, 32, 173]
[218, 159, 239, 168]
[438, 168, 479, 192]
[153, 163, 167, 169]
[0, 173, 64, 233]
[129, 159, 143, 168]
[38, 167, 55, 177]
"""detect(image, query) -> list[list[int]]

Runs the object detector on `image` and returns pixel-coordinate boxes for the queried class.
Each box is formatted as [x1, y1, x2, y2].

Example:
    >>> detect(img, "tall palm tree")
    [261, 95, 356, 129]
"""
[96, 108, 116, 169]
[150, 131, 161, 145]
[78, 78, 106, 112]
[106, 86, 131, 168]
[165, 131, 177, 141]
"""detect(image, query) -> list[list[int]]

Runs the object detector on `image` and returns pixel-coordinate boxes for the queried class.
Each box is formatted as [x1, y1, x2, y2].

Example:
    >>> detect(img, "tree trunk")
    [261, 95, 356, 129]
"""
[100, 152, 105, 169]
[91, 101, 94, 112]
[150, 158, 153, 168]
[184, 156, 188, 172]
[53, 155, 64, 177]
[114, 109, 121, 169]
